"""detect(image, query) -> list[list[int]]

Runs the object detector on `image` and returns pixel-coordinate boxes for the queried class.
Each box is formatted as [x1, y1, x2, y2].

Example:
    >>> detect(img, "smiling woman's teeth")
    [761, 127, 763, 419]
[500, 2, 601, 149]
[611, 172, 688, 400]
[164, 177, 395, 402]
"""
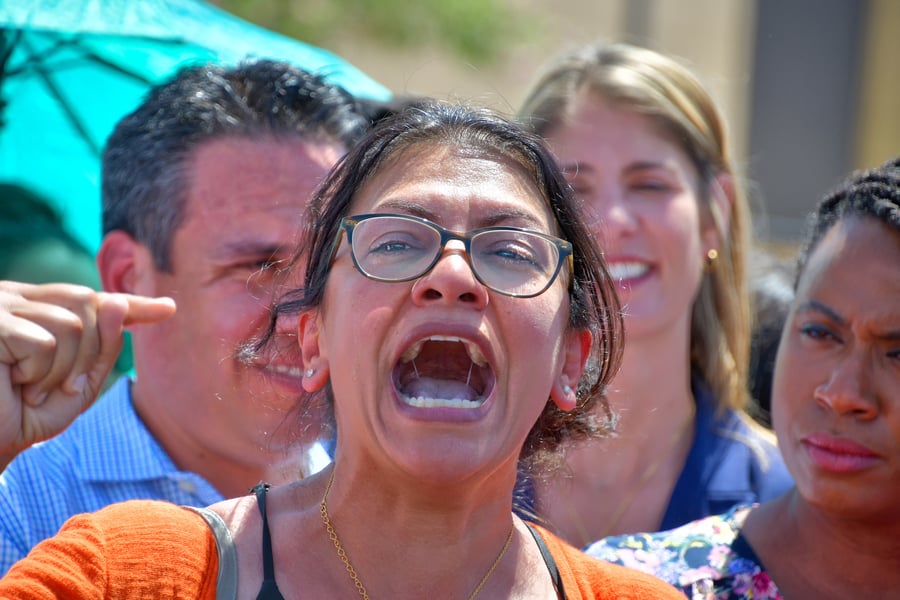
[608, 262, 649, 280]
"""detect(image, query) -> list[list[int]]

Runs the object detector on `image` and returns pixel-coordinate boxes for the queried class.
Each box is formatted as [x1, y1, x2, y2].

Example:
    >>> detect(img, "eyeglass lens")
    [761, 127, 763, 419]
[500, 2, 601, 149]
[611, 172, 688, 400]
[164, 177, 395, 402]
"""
[349, 215, 562, 296]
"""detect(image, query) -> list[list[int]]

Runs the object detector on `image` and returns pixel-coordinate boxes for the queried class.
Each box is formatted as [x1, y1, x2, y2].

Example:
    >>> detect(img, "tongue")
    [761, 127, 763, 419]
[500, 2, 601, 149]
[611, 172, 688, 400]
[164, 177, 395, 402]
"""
[403, 376, 478, 401]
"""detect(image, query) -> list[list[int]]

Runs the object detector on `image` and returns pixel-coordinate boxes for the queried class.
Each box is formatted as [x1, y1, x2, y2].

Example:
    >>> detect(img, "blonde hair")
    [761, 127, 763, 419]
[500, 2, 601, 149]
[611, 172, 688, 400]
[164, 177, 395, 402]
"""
[518, 42, 752, 414]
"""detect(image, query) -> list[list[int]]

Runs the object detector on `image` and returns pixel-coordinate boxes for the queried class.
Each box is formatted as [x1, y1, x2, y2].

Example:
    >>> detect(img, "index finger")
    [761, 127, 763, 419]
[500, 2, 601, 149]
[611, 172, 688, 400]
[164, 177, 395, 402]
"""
[99, 293, 176, 326]
[45, 294, 176, 397]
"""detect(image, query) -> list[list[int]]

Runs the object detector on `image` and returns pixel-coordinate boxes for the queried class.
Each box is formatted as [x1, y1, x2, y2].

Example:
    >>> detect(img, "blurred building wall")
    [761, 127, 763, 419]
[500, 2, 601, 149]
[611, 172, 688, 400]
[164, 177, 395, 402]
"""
[331, 0, 898, 244]
[748, 0, 866, 241]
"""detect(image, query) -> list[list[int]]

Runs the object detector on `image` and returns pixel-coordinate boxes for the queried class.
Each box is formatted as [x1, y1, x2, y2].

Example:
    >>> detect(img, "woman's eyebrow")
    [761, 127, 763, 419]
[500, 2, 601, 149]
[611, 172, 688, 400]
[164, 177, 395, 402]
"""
[372, 198, 434, 220]
[479, 209, 545, 228]
[374, 198, 545, 229]
[623, 160, 673, 174]
[797, 300, 900, 340]
[795, 300, 844, 325]
[561, 160, 672, 176]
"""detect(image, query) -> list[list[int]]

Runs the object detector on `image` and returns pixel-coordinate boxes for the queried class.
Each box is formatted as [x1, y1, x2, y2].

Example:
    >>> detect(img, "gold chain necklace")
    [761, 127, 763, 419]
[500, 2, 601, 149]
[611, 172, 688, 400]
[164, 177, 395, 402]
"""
[320, 469, 515, 600]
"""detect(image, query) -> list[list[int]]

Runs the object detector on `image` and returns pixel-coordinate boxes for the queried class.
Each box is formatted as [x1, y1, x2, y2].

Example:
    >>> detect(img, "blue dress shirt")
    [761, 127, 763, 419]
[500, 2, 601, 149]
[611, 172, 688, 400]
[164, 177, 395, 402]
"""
[659, 381, 793, 530]
[0, 377, 224, 574]
[514, 379, 794, 542]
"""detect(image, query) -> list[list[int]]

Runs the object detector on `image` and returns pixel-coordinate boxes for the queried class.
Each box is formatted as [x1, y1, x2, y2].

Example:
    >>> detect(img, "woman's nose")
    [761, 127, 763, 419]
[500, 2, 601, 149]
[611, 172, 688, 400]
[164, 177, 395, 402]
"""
[410, 244, 489, 309]
[583, 190, 637, 235]
[814, 350, 878, 420]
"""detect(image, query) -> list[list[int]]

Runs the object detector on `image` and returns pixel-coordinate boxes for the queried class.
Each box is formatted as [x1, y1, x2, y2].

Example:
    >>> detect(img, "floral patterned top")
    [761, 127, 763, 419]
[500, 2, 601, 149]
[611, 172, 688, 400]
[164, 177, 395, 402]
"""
[584, 505, 783, 600]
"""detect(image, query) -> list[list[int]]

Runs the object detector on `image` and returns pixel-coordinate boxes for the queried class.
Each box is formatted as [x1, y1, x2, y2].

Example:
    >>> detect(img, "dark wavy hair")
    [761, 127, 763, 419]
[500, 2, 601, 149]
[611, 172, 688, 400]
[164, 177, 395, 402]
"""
[258, 99, 623, 471]
[794, 156, 900, 286]
[102, 60, 371, 271]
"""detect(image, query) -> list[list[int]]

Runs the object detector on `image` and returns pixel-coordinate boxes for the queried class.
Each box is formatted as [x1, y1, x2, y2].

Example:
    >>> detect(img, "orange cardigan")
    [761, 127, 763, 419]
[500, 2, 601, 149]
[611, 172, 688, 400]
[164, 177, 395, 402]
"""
[530, 522, 685, 598]
[0, 500, 681, 599]
[1, 501, 218, 599]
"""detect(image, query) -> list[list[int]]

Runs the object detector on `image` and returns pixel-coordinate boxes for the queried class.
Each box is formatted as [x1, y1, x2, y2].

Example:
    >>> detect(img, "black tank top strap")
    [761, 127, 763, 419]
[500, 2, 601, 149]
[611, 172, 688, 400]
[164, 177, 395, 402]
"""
[252, 483, 286, 600]
[250, 485, 558, 599]
[524, 522, 567, 600]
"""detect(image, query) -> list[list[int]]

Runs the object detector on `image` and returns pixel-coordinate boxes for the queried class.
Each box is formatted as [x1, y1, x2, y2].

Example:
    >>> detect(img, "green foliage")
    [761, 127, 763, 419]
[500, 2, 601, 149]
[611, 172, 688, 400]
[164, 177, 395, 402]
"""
[216, 0, 534, 64]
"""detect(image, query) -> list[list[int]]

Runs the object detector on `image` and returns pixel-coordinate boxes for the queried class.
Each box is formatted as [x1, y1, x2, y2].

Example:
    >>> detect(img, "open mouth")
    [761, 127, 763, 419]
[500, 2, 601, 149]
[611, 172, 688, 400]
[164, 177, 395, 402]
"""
[394, 335, 494, 409]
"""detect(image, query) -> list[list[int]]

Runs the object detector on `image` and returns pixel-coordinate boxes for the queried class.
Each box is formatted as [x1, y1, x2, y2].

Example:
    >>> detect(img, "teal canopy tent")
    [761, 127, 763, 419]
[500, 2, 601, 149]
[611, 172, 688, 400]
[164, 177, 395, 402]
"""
[0, 0, 390, 254]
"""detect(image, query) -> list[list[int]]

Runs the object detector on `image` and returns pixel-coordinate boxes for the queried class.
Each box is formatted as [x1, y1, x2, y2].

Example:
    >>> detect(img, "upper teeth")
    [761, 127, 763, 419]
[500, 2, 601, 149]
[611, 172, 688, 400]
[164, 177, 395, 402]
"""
[608, 262, 649, 281]
[399, 335, 487, 367]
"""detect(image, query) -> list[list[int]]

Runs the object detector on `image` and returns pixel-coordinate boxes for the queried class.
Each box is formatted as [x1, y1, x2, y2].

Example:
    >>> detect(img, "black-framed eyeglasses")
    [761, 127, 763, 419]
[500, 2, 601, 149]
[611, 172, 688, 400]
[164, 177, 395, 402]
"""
[333, 213, 573, 298]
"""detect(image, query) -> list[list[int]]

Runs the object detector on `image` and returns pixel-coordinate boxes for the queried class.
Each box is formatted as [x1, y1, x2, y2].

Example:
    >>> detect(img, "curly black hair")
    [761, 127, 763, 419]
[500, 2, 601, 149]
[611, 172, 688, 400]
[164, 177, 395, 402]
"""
[794, 156, 900, 287]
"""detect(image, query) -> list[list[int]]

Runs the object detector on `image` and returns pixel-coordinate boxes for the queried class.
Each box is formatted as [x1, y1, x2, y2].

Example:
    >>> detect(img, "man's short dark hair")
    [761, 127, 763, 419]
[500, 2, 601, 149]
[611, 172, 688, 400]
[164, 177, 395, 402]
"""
[102, 60, 372, 271]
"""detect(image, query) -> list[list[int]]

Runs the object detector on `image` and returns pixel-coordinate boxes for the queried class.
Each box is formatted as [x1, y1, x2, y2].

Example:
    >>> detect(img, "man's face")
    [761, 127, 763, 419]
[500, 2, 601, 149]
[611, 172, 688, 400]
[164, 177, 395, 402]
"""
[131, 135, 344, 479]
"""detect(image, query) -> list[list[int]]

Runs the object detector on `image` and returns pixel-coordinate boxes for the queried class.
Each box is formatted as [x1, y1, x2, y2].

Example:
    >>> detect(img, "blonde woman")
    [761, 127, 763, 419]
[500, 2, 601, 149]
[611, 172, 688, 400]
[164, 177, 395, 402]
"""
[516, 42, 792, 546]
[588, 157, 900, 599]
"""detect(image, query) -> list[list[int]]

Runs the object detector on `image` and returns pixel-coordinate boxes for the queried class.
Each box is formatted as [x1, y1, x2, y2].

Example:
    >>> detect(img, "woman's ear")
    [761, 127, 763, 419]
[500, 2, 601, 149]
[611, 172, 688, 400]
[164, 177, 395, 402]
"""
[550, 328, 592, 412]
[703, 172, 734, 255]
[298, 310, 330, 392]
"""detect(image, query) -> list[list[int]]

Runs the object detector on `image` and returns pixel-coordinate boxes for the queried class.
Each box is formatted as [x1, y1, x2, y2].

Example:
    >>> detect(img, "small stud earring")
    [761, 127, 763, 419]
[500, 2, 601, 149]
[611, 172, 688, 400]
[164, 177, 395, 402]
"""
[305, 368, 315, 378]
[704, 248, 719, 271]
[563, 384, 573, 396]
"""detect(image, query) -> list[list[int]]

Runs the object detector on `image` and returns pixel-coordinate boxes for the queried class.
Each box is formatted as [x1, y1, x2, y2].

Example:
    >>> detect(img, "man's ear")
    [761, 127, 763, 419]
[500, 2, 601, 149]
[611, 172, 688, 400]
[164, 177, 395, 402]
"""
[96, 231, 156, 295]
[549, 329, 592, 412]
[298, 310, 330, 392]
